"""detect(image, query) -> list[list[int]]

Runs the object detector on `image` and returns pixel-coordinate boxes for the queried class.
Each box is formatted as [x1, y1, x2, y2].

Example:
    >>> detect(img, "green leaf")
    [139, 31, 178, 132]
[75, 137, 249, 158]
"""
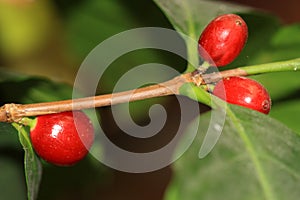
[165, 105, 300, 200]
[270, 100, 300, 134]
[153, 0, 253, 37]
[13, 123, 42, 200]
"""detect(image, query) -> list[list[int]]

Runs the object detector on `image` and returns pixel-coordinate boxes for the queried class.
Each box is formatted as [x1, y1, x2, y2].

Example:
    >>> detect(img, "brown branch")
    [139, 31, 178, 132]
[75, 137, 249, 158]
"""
[0, 68, 248, 123]
[201, 68, 248, 84]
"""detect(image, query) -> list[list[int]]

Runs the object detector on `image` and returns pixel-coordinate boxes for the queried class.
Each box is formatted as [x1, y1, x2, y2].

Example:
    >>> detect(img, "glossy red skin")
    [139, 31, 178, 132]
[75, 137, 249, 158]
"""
[213, 76, 271, 114]
[198, 14, 248, 67]
[30, 111, 94, 166]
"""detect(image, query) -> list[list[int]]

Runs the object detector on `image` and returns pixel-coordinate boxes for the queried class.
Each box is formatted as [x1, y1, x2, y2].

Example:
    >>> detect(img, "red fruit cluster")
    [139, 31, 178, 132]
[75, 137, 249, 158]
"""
[30, 111, 94, 166]
[213, 77, 271, 114]
[198, 14, 271, 114]
[198, 14, 248, 67]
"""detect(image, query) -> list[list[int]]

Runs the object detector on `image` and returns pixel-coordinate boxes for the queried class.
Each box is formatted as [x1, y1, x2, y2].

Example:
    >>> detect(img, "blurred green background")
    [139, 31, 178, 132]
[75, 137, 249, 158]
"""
[0, 0, 300, 200]
[0, 1, 184, 199]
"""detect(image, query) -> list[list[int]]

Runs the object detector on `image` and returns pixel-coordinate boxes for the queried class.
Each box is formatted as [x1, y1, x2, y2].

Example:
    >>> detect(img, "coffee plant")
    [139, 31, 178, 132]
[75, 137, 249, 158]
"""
[0, 0, 300, 200]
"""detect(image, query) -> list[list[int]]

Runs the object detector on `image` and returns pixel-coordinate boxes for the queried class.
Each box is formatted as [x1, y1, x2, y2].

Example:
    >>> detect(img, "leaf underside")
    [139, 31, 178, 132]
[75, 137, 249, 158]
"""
[165, 105, 300, 200]
[14, 124, 42, 200]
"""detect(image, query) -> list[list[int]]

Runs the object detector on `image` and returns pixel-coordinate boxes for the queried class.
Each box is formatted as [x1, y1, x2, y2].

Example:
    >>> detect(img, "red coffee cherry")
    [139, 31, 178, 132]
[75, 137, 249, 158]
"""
[213, 76, 271, 114]
[30, 111, 94, 166]
[198, 14, 248, 67]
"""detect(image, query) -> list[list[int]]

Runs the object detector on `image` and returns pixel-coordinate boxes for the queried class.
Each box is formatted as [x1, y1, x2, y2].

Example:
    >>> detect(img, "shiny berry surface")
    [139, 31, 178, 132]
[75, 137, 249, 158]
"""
[198, 14, 248, 67]
[30, 111, 94, 166]
[213, 76, 271, 114]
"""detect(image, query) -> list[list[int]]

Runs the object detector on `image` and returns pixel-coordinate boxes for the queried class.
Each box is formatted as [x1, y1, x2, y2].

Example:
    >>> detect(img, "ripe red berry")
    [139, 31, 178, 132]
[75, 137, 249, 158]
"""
[30, 111, 94, 166]
[213, 76, 271, 114]
[198, 14, 248, 67]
